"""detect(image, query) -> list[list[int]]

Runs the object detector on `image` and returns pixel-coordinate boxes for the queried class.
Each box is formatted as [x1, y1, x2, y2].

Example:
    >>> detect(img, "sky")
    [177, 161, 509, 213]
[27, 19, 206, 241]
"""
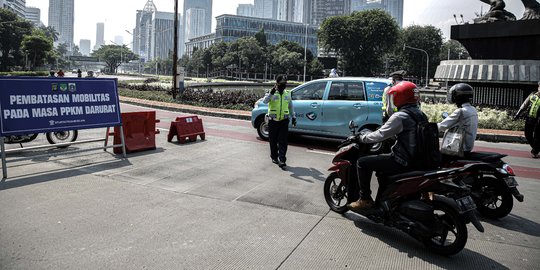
[25, 0, 526, 48]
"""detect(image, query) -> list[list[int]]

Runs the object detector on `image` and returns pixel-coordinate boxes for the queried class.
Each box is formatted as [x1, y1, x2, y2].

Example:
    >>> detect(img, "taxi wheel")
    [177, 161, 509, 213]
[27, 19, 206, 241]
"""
[256, 118, 269, 141]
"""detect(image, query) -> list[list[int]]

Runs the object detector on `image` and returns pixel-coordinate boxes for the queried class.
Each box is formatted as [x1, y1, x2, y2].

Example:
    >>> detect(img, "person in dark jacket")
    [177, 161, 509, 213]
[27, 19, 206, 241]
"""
[349, 81, 425, 210]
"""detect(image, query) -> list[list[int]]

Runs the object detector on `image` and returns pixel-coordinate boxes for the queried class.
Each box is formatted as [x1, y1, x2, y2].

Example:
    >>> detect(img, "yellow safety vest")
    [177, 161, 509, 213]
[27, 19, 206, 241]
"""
[529, 94, 540, 118]
[268, 90, 292, 121]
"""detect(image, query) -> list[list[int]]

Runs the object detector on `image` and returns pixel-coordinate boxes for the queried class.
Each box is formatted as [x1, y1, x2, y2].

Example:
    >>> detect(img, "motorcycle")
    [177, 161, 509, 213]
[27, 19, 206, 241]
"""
[323, 121, 484, 256]
[440, 112, 524, 219]
[3, 130, 78, 148]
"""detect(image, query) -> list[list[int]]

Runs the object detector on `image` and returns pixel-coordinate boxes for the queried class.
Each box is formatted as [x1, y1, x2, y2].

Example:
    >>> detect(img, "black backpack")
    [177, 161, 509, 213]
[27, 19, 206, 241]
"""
[403, 109, 442, 170]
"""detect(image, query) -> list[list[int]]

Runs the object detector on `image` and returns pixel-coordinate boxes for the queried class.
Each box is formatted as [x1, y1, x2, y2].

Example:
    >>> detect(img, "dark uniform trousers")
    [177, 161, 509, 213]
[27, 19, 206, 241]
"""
[525, 117, 540, 154]
[268, 118, 289, 162]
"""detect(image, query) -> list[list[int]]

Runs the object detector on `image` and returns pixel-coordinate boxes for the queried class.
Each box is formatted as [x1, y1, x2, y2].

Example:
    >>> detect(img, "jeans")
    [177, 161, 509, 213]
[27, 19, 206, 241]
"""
[268, 119, 289, 162]
[356, 154, 408, 200]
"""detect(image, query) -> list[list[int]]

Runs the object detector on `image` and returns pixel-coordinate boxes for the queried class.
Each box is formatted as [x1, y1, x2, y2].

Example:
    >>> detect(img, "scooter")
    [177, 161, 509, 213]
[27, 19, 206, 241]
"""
[323, 121, 484, 256]
[440, 112, 524, 219]
[3, 130, 78, 148]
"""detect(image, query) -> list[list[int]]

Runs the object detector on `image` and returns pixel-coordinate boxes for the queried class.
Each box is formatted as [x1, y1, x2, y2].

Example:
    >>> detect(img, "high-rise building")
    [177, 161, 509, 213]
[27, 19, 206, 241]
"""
[133, 0, 157, 62]
[114, 35, 124, 46]
[79, 39, 91, 56]
[185, 8, 206, 41]
[214, 14, 318, 56]
[150, 11, 181, 60]
[351, 0, 404, 27]
[182, 0, 212, 56]
[311, 0, 350, 26]
[1, 0, 26, 18]
[48, 0, 74, 49]
[25, 6, 40, 25]
[254, 0, 277, 19]
[236, 4, 254, 17]
[277, 0, 306, 23]
[94, 22, 105, 50]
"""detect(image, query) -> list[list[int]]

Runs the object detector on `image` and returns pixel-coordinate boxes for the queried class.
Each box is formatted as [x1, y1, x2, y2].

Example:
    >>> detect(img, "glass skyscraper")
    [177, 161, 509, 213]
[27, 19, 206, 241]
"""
[48, 0, 74, 49]
[182, 0, 212, 56]
[351, 0, 404, 27]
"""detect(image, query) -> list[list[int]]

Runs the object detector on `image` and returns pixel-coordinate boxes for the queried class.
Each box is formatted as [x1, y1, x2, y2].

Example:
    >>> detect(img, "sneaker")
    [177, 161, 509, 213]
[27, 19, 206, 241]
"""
[272, 158, 279, 164]
[531, 150, 539, 159]
[278, 161, 286, 168]
[348, 198, 374, 210]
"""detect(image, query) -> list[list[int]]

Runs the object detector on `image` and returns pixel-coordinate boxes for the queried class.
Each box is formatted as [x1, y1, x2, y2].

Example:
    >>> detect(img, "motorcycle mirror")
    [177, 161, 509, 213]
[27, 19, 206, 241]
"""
[441, 112, 449, 119]
[348, 120, 358, 131]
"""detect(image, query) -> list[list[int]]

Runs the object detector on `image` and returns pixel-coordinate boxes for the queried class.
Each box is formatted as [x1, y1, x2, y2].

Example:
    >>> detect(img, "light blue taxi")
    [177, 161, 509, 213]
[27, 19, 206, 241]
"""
[251, 77, 390, 142]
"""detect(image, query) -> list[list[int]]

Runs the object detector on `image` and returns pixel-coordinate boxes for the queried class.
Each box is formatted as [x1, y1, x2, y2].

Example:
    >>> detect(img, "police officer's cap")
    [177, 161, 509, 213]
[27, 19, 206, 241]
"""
[390, 70, 406, 77]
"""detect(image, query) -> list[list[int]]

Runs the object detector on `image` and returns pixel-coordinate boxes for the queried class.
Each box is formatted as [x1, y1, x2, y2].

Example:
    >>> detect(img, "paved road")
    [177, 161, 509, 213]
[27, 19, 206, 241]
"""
[0, 103, 539, 269]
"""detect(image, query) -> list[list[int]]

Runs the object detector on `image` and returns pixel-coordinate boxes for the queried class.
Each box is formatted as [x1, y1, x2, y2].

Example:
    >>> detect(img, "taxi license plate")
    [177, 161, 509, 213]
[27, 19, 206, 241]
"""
[504, 177, 518, 188]
[456, 196, 476, 213]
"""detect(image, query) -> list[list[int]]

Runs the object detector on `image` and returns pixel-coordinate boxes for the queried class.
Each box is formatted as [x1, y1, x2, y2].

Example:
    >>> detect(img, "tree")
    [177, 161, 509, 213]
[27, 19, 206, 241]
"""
[318, 10, 400, 76]
[91, 45, 137, 73]
[39, 25, 59, 42]
[72, 45, 83, 57]
[209, 42, 230, 73]
[0, 9, 33, 71]
[254, 28, 268, 48]
[309, 59, 324, 77]
[21, 30, 53, 69]
[440, 39, 470, 60]
[271, 47, 302, 75]
[399, 25, 444, 83]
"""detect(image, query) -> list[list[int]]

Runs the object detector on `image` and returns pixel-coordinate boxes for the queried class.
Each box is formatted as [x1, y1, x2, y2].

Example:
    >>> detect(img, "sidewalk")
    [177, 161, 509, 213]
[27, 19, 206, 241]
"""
[119, 96, 527, 144]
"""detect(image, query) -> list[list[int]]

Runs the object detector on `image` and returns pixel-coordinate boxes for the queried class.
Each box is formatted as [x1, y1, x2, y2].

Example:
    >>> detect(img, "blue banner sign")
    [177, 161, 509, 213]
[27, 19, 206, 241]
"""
[0, 77, 122, 136]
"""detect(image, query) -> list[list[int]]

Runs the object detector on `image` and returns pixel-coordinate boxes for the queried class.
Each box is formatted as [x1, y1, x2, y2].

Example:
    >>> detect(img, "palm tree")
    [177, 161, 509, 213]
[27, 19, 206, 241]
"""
[39, 25, 59, 42]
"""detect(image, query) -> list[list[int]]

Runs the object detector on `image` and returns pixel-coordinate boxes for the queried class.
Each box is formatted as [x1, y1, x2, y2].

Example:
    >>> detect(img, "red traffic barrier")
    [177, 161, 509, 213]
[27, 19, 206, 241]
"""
[113, 111, 160, 154]
[167, 115, 205, 144]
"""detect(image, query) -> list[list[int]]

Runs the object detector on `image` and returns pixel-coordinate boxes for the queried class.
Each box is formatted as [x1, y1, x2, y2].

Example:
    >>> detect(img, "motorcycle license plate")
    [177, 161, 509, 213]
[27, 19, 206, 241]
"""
[504, 177, 518, 188]
[456, 196, 476, 213]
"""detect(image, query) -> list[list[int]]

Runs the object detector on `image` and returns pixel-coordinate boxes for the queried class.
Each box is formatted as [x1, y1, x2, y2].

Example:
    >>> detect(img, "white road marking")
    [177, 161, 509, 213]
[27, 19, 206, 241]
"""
[306, 149, 335, 156]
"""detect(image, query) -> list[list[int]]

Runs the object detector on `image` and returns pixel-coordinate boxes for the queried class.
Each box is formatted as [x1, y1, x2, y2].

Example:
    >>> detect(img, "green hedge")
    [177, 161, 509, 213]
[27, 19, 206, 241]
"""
[0, 71, 49, 77]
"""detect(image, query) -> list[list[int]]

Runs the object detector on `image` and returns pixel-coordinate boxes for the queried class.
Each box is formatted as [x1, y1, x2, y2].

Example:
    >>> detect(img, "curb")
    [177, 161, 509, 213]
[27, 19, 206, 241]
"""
[119, 97, 526, 144]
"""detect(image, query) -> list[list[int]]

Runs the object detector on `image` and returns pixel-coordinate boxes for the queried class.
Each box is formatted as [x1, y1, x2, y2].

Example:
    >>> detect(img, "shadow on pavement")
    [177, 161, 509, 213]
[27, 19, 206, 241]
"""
[0, 159, 132, 191]
[480, 213, 540, 237]
[286, 166, 326, 182]
[345, 213, 509, 270]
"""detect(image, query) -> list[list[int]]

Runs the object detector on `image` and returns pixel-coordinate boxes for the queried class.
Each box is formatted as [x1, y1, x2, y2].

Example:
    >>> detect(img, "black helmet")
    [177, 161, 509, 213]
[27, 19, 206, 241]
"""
[447, 83, 473, 106]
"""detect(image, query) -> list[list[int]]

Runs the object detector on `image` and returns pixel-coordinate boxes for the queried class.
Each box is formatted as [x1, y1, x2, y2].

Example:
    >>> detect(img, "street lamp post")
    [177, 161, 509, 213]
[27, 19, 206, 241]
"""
[172, 0, 179, 99]
[126, 30, 142, 74]
[404, 44, 429, 88]
[303, 23, 308, 82]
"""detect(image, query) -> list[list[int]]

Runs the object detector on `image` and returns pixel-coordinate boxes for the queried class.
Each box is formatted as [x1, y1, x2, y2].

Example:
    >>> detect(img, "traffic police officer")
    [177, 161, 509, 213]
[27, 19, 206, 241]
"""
[382, 70, 406, 122]
[262, 75, 296, 168]
[515, 81, 540, 158]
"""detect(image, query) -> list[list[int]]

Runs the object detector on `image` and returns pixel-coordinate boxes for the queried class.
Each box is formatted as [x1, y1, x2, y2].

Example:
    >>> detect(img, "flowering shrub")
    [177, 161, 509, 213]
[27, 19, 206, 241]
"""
[421, 103, 524, 131]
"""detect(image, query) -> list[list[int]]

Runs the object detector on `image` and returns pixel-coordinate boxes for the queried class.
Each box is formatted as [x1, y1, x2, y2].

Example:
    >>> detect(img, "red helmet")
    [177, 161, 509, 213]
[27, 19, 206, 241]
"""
[388, 81, 420, 108]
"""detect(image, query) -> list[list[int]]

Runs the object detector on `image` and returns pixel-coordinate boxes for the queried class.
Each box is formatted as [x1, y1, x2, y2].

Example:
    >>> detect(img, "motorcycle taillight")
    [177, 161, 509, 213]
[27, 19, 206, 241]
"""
[502, 164, 515, 176]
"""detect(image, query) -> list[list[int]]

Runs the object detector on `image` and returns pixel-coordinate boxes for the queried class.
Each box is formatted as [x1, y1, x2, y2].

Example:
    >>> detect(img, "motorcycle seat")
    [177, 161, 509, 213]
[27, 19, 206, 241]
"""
[467, 151, 506, 162]
[378, 171, 428, 182]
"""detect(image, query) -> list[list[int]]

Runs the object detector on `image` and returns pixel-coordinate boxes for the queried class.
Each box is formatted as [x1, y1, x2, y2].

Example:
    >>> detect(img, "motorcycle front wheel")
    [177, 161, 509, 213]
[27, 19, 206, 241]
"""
[422, 202, 468, 256]
[474, 177, 513, 219]
[46, 130, 78, 148]
[324, 172, 349, 214]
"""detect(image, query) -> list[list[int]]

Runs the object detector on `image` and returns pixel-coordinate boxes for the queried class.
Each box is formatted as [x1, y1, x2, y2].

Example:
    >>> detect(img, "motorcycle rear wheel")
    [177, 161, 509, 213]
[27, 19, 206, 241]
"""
[46, 130, 78, 148]
[475, 177, 513, 219]
[324, 172, 349, 214]
[422, 202, 468, 256]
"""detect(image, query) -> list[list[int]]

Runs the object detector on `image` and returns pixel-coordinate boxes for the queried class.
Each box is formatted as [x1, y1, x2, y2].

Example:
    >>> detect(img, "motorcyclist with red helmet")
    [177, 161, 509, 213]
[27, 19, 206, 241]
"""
[349, 81, 427, 210]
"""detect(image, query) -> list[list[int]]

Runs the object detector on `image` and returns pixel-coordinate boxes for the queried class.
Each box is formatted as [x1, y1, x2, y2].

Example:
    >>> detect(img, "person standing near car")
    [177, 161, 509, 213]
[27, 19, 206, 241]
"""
[515, 81, 540, 158]
[381, 70, 405, 122]
[262, 75, 296, 168]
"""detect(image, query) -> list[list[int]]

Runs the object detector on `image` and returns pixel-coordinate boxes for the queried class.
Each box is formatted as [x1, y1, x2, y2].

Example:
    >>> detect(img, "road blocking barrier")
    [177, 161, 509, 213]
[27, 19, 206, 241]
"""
[167, 115, 205, 144]
[108, 111, 160, 154]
